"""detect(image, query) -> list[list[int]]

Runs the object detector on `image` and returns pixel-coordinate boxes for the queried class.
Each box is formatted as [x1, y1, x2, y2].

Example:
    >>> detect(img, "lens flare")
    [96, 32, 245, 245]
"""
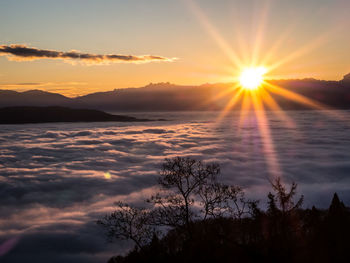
[185, 0, 343, 183]
[239, 67, 267, 90]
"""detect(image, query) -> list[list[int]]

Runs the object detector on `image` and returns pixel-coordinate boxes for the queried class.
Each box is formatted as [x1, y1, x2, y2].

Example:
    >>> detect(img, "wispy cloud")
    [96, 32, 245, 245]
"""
[0, 44, 175, 64]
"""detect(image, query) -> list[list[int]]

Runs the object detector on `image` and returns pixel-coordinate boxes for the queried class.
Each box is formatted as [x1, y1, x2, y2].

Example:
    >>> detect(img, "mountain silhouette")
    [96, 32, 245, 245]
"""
[1, 75, 350, 111]
[0, 106, 150, 124]
[0, 89, 71, 107]
[341, 73, 350, 83]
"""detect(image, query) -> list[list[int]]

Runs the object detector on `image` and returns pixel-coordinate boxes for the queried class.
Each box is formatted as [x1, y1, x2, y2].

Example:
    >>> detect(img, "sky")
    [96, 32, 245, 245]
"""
[0, 0, 350, 96]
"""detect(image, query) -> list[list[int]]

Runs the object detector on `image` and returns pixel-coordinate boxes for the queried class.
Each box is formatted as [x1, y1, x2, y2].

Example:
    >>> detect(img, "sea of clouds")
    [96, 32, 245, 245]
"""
[1, 111, 350, 262]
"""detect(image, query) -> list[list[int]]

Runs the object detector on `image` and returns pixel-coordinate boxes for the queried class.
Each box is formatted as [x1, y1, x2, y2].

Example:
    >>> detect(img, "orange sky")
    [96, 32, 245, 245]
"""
[1, 0, 350, 97]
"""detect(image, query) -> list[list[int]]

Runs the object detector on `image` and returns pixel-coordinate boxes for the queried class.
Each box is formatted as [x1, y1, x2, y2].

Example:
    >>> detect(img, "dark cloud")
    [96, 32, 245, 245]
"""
[0, 44, 175, 64]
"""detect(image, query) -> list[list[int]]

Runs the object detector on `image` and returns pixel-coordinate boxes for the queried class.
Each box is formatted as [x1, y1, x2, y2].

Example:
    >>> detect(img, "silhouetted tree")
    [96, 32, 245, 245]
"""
[198, 182, 258, 220]
[265, 178, 304, 262]
[97, 201, 157, 249]
[99, 157, 255, 247]
[98, 158, 350, 263]
[269, 177, 304, 214]
[147, 157, 256, 237]
[328, 193, 346, 217]
[321, 193, 350, 263]
[147, 157, 220, 235]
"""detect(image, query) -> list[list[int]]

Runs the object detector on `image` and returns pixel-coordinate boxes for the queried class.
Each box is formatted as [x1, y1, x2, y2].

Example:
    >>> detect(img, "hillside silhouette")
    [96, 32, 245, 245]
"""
[0, 106, 150, 124]
[1, 74, 350, 111]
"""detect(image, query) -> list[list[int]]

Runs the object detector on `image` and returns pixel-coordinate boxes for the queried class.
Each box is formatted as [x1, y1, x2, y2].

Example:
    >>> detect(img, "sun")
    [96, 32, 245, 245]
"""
[239, 66, 267, 90]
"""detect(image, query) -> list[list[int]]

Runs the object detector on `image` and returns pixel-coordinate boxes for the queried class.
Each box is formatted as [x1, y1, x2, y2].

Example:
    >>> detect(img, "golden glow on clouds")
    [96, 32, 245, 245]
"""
[104, 172, 111, 179]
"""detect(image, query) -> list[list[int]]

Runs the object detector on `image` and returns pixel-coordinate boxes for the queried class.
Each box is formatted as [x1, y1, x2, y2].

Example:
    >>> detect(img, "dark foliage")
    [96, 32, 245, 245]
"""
[98, 158, 350, 263]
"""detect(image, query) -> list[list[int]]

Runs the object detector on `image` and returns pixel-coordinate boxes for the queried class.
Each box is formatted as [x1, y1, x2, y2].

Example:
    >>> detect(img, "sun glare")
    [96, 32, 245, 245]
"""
[185, 1, 341, 183]
[239, 67, 267, 90]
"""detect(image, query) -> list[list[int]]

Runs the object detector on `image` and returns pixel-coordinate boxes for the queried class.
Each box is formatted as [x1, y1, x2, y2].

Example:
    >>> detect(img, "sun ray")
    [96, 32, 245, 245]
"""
[208, 83, 240, 103]
[196, 82, 240, 111]
[250, 91, 282, 179]
[238, 90, 252, 128]
[259, 88, 296, 129]
[230, 18, 250, 66]
[263, 81, 328, 110]
[267, 31, 332, 72]
[216, 88, 244, 122]
[264, 81, 350, 123]
[184, 0, 243, 69]
[251, 0, 270, 67]
[259, 24, 296, 67]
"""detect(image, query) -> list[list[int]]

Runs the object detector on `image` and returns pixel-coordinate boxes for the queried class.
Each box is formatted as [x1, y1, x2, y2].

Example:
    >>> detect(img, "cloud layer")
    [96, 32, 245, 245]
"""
[1, 111, 350, 262]
[0, 44, 174, 64]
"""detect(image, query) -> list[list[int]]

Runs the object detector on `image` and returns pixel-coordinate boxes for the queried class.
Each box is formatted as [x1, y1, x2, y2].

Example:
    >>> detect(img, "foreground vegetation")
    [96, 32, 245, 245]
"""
[98, 157, 350, 263]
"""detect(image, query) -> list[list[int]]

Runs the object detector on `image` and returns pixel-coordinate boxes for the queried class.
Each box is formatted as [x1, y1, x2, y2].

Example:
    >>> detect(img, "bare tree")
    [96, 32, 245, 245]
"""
[198, 183, 257, 220]
[99, 157, 256, 246]
[147, 157, 220, 232]
[148, 157, 257, 228]
[97, 201, 157, 249]
[226, 185, 258, 219]
[197, 182, 230, 219]
[148, 193, 190, 228]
